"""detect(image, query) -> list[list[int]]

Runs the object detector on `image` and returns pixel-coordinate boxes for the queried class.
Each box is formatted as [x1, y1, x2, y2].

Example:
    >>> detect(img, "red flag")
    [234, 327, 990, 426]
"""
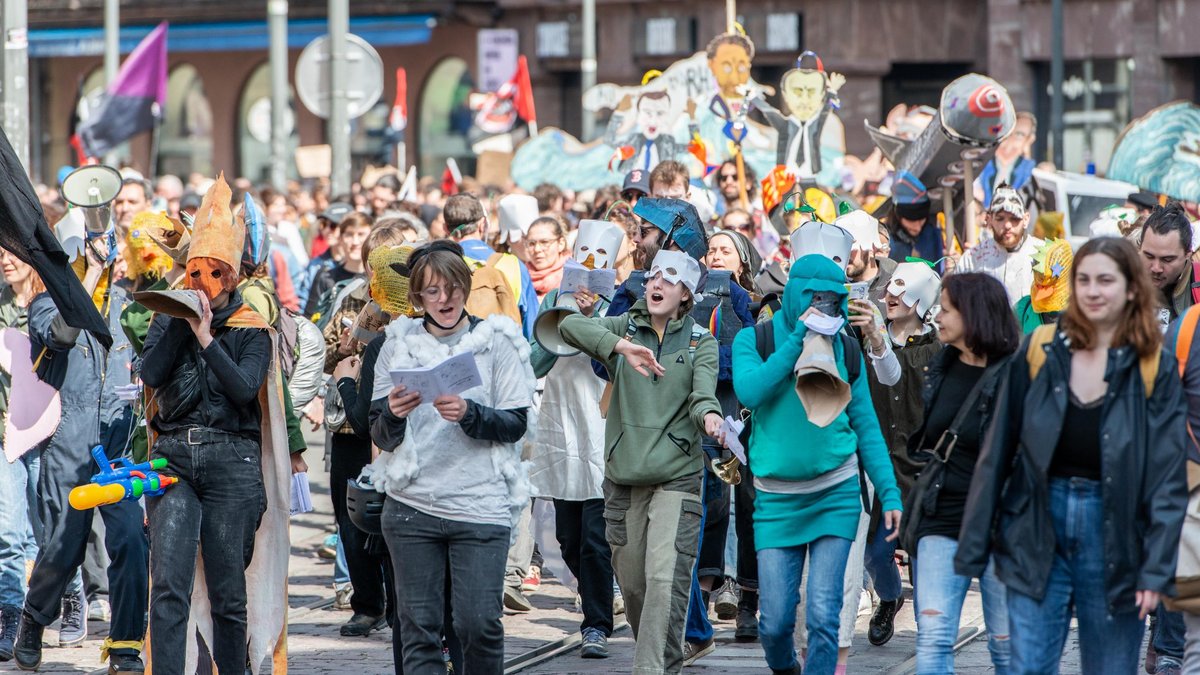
[441, 158, 461, 196]
[389, 68, 407, 133]
[513, 56, 537, 128]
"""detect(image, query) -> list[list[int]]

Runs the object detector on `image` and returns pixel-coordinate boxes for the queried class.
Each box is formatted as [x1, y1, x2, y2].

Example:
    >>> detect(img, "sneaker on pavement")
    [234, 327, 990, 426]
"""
[868, 596, 904, 646]
[613, 582, 625, 616]
[333, 582, 354, 610]
[521, 566, 541, 593]
[0, 604, 19, 661]
[580, 627, 609, 659]
[340, 613, 386, 637]
[59, 588, 87, 647]
[13, 610, 43, 671]
[108, 652, 146, 674]
[713, 578, 739, 621]
[503, 586, 533, 613]
[682, 636, 715, 666]
[318, 533, 338, 560]
[88, 597, 112, 622]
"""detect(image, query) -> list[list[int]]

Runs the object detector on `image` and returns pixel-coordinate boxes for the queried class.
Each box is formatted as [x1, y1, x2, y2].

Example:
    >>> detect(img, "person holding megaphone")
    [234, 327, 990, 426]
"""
[527, 219, 626, 659]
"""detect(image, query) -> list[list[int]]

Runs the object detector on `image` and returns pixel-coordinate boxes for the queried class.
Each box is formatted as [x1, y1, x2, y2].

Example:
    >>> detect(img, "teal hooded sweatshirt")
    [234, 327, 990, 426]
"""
[732, 254, 902, 549]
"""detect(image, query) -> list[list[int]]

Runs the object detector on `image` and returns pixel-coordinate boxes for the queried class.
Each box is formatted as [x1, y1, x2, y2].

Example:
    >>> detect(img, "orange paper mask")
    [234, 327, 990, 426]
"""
[185, 257, 236, 301]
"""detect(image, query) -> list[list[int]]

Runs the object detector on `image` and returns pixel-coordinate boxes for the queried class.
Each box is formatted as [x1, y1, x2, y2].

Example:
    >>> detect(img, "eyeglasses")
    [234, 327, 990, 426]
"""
[417, 283, 464, 301]
[726, 221, 752, 232]
[719, 173, 738, 183]
[525, 237, 562, 251]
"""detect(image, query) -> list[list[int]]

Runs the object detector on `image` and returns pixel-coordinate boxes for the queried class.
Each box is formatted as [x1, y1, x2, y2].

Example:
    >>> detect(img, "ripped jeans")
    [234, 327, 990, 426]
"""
[914, 535, 1010, 675]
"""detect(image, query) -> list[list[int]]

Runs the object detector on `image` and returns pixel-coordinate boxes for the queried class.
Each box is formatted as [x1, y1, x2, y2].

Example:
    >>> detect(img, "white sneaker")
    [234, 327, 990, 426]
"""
[857, 588, 876, 618]
[333, 582, 354, 610]
[613, 583, 625, 616]
[87, 597, 111, 622]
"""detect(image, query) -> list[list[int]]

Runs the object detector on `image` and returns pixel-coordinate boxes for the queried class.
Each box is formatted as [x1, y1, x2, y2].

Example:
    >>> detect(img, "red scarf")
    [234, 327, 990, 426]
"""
[528, 254, 568, 299]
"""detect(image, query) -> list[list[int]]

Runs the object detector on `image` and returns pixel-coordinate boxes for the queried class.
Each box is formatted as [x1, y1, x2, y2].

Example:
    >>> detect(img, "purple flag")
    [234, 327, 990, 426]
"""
[76, 22, 168, 158]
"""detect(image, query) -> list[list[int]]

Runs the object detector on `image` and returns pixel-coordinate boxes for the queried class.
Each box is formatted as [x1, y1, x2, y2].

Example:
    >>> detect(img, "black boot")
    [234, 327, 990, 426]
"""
[735, 589, 758, 642]
[108, 651, 146, 674]
[868, 596, 905, 646]
[0, 604, 18, 661]
[13, 609, 42, 671]
[771, 665, 802, 675]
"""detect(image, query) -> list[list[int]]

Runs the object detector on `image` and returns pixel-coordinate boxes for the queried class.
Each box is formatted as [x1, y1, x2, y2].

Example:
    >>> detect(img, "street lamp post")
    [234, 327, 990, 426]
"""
[2, 0, 29, 171]
[327, 0, 350, 196]
[268, 0, 288, 191]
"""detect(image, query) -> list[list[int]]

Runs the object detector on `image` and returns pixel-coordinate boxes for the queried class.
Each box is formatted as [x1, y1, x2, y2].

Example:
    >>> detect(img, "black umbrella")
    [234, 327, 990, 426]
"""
[0, 128, 111, 348]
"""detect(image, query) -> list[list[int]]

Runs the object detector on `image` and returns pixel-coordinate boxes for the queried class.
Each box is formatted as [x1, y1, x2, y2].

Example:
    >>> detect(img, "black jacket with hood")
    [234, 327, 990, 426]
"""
[954, 327, 1188, 613]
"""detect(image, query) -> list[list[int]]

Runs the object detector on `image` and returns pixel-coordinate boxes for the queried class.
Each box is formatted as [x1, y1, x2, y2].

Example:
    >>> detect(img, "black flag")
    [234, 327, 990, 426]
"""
[0, 128, 111, 348]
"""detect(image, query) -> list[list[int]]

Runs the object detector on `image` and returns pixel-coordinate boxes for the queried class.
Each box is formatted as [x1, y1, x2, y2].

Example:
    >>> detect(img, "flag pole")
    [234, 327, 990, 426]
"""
[149, 115, 161, 178]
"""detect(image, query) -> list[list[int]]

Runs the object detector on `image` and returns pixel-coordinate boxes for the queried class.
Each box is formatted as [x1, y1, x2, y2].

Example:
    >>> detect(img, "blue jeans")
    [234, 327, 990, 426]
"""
[333, 533, 350, 585]
[914, 535, 1010, 674]
[1007, 477, 1144, 674]
[865, 522, 902, 603]
[0, 451, 40, 607]
[758, 537, 852, 674]
[685, 468, 715, 644]
[1154, 604, 1187, 665]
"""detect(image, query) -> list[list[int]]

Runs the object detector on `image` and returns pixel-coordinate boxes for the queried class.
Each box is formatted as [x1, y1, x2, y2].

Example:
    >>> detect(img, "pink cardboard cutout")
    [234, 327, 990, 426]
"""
[0, 327, 61, 462]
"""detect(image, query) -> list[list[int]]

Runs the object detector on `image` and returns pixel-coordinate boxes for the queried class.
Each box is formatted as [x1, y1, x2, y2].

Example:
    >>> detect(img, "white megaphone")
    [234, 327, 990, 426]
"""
[533, 294, 582, 357]
[61, 165, 122, 234]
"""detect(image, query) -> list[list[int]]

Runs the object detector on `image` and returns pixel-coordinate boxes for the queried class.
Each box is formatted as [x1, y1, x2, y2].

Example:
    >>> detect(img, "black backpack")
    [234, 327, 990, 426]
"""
[748, 320, 870, 512]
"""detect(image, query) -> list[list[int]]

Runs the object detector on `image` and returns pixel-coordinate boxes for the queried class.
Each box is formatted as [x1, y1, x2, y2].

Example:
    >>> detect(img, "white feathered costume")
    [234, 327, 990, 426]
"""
[368, 315, 536, 530]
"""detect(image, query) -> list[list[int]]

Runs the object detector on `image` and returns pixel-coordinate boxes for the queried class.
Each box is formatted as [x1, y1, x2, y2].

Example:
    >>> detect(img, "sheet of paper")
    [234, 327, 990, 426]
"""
[721, 415, 747, 465]
[560, 260, 617, 295]
[290, 472, 313, 516]
[389, 351, 483, 402]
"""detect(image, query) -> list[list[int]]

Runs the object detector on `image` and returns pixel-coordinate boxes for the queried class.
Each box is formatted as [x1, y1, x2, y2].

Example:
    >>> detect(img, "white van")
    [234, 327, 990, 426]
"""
[1032, 168, 1139, 247]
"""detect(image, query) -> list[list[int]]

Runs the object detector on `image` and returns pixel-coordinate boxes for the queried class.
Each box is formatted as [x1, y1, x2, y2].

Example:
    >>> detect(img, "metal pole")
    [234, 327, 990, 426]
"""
[104, 0, 118, 86]
[327, 0, 350, 196]
[725, 0, 736, 32]
[580, 0, 595, 141]
[268, 0, 288, 190]
[3, 0, 29, 171]
[1050, 0, 1064, 169]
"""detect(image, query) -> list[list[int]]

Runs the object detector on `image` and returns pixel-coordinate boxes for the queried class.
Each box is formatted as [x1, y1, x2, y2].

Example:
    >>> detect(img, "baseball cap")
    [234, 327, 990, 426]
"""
[622, 169, 651, 197]
[989, 184, 1027, 220]
[320, 202, 354, 224]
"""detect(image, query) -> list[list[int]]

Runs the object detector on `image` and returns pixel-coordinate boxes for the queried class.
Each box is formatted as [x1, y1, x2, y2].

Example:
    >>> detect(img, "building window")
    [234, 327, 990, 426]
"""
[764, 13, 800, 53]
[418, 57, 474, 178]
[237, 63, 299, 184]
[645, 18, 676, 56]
[537, 22, 570, 58]
[1032, 58, 1133, 174]
[158, 64, 213, 179]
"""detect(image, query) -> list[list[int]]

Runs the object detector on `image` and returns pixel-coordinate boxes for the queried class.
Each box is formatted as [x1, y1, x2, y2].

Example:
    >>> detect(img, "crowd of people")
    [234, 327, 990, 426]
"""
[0, 124, 1199, 675]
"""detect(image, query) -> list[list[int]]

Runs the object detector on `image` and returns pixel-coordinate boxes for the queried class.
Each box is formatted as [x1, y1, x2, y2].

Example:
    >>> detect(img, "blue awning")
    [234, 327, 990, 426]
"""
[29, 15, 436, 58]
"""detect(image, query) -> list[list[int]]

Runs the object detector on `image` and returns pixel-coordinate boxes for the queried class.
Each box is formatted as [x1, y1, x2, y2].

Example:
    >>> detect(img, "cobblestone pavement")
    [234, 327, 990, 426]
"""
[9, 434, 1110, 674]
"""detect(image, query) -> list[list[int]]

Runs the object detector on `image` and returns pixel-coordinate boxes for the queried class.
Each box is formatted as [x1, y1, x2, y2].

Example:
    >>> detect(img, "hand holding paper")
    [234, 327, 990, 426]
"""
[560, 259, 617, 295]
[389, 351, 483, 403]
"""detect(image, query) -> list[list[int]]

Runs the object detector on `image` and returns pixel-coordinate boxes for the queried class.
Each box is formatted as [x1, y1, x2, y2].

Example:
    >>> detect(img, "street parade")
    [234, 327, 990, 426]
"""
[0, 0, 1198, 673]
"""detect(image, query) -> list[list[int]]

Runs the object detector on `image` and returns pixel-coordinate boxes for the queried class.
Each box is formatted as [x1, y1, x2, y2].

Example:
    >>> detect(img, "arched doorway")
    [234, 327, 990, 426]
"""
[237, 62, 299, 184]
[157, 64, 213, 179]
[418, 57, 474, 178]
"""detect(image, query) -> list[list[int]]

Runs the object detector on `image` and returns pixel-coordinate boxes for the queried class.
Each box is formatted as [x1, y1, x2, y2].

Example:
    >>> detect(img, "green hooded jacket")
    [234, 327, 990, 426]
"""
[559, 299, 721, 486]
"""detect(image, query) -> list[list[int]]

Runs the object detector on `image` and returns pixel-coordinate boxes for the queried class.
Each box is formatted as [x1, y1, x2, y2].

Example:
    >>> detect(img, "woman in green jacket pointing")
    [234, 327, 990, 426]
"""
[559, 249, 723, 675]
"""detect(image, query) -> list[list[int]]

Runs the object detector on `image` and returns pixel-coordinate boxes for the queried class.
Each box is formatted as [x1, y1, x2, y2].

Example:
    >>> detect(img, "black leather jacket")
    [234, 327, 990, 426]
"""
[954, 328, 1188, 612]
